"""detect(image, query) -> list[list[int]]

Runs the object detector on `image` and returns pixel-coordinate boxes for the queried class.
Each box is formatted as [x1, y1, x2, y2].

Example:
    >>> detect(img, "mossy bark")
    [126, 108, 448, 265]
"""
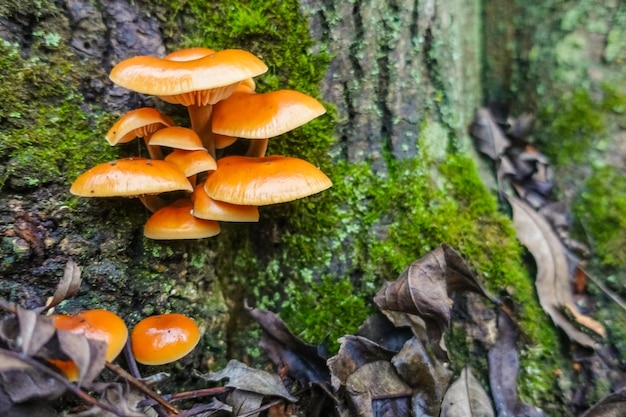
[0, 0, 623, 411]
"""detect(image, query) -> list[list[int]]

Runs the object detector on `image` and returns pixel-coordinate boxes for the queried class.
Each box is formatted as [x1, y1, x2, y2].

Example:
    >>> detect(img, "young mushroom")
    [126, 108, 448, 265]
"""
[212, 86, 326, 157]
[106, 107, 175, 159]
[144, 198, 220, 240]
[131, 313, 200, 365]
[50, 309, 129, 381]
[204, 155, 332, 206]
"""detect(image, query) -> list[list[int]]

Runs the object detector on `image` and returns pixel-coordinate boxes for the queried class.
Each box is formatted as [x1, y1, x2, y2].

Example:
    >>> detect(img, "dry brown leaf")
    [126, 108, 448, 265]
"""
[470, 108, 511, 160]
[41, 260, 82, 313]
[441, 367, 494, 417]
[507, 195, 603, 348]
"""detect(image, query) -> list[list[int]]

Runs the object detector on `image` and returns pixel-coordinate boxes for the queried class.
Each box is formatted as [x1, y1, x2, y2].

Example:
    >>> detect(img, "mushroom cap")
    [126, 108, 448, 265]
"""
[192, 183, 259, 222]
[106, 108, 175, 146]
[52, 309, 129, 362]
[109, 49, 268, 106]
[212, 89, 326, 139]
[204, 155, 332, 205]
[144, 198, 220, 240]
[214, 133, 238, 149]
[70, 158, 193, 197]
[148, 126, 205, 150]
[165, 149, 217, 176]
[164, 47, 216, 61]
[131, 313, 201, 365]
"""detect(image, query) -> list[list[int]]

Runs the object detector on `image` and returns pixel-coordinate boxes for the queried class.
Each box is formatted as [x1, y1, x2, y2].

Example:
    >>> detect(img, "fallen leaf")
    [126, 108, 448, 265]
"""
[373, 245, 493, 358]
[580, 388, 626, 417]
[40, 260, 82, 313]
[201, 359, 297, 402]
[345, 361, 412, 417]
[15, 307, 56, 356]
[488, 308, 547, 417]
[246, 304, 330, 387]
[440, 367, 494, 417]
[56, 329, 107, 385]
[470, 108, 511, 160]
[507, 195, 603, 348]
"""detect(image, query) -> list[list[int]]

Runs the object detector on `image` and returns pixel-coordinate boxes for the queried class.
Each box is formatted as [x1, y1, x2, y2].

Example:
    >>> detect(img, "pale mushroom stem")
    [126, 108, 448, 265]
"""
[138, 194, 169, 213]
[245, 138, 269, 158]
[187, 105, 215, 159]
[143, 135, 163, 160]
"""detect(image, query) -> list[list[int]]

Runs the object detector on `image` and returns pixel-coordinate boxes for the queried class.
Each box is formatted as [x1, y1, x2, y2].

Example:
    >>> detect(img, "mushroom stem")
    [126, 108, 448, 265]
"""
[187, 105, 215, 159]
[143, 136, 164, 160]
[139, 194, 170, 212]
[245, 138, 269, 158]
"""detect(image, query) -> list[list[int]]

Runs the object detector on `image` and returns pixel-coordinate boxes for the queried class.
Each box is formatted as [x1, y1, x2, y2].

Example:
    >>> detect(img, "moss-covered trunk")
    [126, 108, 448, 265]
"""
[1, 0, 624, 412]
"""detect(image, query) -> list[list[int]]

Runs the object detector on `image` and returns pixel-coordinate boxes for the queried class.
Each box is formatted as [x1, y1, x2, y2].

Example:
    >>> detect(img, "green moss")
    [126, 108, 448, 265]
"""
[573, 165, 626, 268]
[536, 89, 606, 166]
[0, 39, 117, 191]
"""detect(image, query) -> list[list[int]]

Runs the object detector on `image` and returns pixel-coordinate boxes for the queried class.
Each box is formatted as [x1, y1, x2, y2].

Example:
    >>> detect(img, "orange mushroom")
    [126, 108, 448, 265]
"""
[50, 309, 129, 381]
[109, 49, 268, 157]
[131, 313, 200, 365]
[192, 182, 259, 222]
[212, 88, 326, 157]
[204, 155, 332, 206]
[148, 126, 206, 151]
[144, 198, 220, 240]
[106, 107, 175, 159]
[70, 158, 192, 212]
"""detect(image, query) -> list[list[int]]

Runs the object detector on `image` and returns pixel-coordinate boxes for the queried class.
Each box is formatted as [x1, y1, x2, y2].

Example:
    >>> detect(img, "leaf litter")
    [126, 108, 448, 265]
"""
[2, 109, 625, 416]
[471, 107, 626, 416]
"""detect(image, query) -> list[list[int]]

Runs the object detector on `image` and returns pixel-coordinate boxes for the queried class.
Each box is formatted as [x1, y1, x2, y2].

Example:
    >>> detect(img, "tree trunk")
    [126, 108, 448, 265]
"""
[0, 0, 623, 411]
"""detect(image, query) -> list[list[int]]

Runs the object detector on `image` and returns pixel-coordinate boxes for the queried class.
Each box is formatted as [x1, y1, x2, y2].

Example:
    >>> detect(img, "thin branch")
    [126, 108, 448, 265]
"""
[105, 361, 180, 415]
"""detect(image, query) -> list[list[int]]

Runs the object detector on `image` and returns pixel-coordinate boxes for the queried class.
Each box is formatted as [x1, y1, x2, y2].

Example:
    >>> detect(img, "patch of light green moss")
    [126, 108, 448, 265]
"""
[573, 165, 626, 269]
[0, 39, 117, 191]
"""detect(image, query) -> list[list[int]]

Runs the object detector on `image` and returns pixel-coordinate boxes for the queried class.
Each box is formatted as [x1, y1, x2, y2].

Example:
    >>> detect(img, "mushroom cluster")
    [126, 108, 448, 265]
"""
[71, 47, 332, 239]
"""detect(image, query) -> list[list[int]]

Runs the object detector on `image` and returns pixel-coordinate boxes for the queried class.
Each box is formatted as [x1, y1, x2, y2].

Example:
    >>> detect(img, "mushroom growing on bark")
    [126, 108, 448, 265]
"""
[212, 86, 326, 157]
[131, 313, 200, 365]
[109, 48, 268, 157]
[70, 157, 193, 212]
[204, 155, 332, 206]
[106, 107, 175, 159]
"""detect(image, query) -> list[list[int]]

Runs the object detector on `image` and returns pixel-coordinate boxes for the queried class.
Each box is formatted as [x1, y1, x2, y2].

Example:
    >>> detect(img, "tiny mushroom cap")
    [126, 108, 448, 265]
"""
[109, 49, 268, 106]
[164, 47, 216, 61]
[144, 198, 220, 240]
[52, 309, 129, 362]
[204, 155, 332, 206]
[70, 158, 193, 197]
[164, 149, 217, 177]
[148, 126, 206, 150]
[131, 313, 201, 365]
[212, 89, 326, 139]
[106, 108, 175, 146]
[192, 182, 259, 222]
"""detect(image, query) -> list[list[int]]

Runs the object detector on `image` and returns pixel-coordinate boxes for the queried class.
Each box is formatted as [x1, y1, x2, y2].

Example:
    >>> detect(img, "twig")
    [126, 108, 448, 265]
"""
[0, 348, 127, 417]
[580, 266, 626, 313]
[138, 386, 233, 407]
[105, 361, 180, 415]
[237, 398, 284, 417]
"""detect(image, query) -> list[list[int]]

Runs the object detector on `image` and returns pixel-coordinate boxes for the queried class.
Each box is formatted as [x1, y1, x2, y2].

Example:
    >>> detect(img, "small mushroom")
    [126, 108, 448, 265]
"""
[192, 182, 259, 222]
[50, 309, 129, 381]
[148, 126, 206, 151]
[131, 313, 200, 365]
[204, 155, 332, 206]
[212, 87, 326, 157]
[144, 198, 220, 240]
[106, 107, 175, 159]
